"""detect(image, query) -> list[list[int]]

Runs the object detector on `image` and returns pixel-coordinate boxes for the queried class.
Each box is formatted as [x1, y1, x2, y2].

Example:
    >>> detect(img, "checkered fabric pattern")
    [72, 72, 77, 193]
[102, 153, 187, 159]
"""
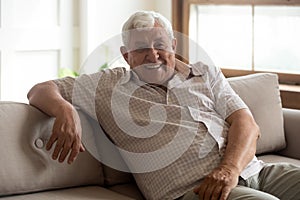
[53, 59, 264, 200]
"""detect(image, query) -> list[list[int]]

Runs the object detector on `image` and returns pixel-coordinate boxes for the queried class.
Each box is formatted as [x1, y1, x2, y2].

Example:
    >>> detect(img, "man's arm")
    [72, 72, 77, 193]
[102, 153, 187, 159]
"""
[27, 81, 85, 164]
[194, 108, 260, 200]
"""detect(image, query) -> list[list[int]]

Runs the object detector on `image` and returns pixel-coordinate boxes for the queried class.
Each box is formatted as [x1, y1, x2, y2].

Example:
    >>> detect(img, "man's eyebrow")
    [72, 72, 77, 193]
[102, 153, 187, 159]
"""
[133, 37, 168, 47]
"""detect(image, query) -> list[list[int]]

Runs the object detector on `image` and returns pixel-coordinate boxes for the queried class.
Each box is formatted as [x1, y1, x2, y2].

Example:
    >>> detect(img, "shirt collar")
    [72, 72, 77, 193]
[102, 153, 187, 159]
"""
[120, 59, 204, 87]
[174, 59, 205, 79]
[167, 59, 205, 89]
[174, 59, 191, 79]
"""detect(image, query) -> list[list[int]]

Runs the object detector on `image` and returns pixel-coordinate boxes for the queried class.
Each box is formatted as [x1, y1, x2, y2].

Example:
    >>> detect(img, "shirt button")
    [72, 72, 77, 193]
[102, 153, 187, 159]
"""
[35, 138, 44, 149]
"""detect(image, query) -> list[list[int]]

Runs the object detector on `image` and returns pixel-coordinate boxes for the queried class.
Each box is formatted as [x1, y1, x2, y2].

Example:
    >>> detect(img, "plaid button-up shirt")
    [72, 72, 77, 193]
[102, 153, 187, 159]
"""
[54, 59, 264, 200]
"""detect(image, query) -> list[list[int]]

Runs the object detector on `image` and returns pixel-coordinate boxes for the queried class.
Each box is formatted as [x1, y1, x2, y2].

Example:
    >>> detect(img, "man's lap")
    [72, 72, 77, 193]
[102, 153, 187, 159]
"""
[178, 163, 300, 200]
[178, 186, 279, 200]
[246, 163, 300, 200]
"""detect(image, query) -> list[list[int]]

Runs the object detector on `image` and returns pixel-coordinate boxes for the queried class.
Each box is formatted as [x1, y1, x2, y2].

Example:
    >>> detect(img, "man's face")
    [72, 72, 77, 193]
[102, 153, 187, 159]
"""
[121, 24, 177, 85]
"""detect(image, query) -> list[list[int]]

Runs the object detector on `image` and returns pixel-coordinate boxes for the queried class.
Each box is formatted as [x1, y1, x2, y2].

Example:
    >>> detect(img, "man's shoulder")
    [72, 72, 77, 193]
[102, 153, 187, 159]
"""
[72, 67, 129, 89]
[189, 61, 218, 77]
[174, 59, 214, 77]
[101, 67, 128, 76]
[85, 67, 129, 81]
[100, 67, 131, 84]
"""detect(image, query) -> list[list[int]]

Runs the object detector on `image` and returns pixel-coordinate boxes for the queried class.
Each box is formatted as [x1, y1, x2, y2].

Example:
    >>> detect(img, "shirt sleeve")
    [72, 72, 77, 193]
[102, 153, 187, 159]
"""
[52, 76, 75, 103]
[53, 68, 127, 120]
[208, 65, 248, 119]
[54, 72, 105, 119]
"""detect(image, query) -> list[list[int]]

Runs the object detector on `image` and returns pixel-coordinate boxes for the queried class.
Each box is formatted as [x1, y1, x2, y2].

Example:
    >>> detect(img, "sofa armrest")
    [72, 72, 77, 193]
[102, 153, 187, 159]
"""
[0, 102, 103, 197]
[278, 108, 300, 160]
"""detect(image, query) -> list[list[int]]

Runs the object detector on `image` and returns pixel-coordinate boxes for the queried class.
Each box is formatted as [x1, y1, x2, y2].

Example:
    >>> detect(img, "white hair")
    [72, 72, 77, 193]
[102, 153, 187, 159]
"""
[121, 11, 174, 47]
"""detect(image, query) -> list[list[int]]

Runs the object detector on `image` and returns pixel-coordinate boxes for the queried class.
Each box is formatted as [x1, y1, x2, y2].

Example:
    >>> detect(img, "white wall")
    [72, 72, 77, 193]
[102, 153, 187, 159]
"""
[0, 0, 171, 102]
[155, 0, 172, 21]
[0, 0, 78, 102]
[80, 0, 172, 67]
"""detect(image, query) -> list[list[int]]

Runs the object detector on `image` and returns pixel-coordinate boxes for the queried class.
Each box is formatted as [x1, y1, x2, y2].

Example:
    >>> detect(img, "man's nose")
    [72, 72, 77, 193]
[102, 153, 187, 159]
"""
[145, 48, 159, 62]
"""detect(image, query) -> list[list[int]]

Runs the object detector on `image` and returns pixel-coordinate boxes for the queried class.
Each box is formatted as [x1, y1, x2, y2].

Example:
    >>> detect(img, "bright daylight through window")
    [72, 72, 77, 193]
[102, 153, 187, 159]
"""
[189, 5, 300, 74]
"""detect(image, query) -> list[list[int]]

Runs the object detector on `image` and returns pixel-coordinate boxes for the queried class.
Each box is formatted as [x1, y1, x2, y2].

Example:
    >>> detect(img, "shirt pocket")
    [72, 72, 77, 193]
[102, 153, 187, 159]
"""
[189, 103, 220, 123]
[187, 106, 218, 158]
[188, 106, 225, 158]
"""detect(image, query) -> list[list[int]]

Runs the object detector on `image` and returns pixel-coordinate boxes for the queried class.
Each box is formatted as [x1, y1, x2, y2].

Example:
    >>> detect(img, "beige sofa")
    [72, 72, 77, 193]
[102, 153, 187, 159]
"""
[0, 73, 300, 199]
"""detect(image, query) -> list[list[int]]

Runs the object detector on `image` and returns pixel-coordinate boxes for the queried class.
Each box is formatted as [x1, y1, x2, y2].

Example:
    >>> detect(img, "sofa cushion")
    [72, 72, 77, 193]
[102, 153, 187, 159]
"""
[109, 183, 145, 200]
[227, 73, 286, 154]
[0, 186, 135, 200]
[279, 108, 300, 160]
[79, 111, 135, 186]
[0, 102, 104, 196]
[102, 165, 135, 186]
[258, 154, 300, 167]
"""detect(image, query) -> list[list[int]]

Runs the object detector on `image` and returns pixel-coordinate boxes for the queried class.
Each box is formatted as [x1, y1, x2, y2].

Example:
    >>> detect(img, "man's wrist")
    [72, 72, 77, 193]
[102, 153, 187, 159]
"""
[53, 101, 74, 118]
[219, 162, 241, 176]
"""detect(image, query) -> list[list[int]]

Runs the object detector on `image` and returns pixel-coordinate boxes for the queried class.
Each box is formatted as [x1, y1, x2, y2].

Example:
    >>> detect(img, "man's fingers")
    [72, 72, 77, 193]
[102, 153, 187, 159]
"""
[80, 143, 85, 152]
[219, 187, 231, 200]
[68, 142, 81, 164]
[203, 185, 215, 200]
[211, 185, 223, 200]
[202, 183, 221, 200]
[46, 107, 83, 164]
[195, 184, 228, 200]
[46, 133, 58, 151]
[197, 183, 207, 200]
[52, 137, 65, 160]
[58, 142, 72, 163]
[46, 134, 83, 164]
[194, 179, 233, 200]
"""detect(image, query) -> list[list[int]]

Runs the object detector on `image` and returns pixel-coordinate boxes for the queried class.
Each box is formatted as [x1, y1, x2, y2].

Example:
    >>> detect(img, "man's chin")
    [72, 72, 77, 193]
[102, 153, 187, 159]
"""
[133, 65, 175, 85]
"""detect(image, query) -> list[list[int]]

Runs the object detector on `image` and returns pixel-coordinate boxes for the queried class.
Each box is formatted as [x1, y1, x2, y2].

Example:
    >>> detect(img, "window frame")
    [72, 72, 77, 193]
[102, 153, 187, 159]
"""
[172, 0, 300, 85]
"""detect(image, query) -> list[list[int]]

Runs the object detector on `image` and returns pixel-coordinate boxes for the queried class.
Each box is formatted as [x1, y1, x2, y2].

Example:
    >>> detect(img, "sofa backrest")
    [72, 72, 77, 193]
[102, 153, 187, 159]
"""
[0, 102, 104, 197]
[228, 73, 286, 154]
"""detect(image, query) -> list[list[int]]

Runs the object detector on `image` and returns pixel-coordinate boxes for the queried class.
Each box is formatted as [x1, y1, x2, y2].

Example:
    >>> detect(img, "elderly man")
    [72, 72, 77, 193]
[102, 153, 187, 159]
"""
[28, 11, 299, 200]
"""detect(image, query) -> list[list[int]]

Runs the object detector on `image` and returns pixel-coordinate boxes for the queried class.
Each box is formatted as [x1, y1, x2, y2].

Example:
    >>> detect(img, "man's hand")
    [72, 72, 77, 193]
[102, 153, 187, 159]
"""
[27, 81, 85, 164]
[193, 164, 239, 200]
[193, 109, 259, 199]
[46, 105, 85, 164]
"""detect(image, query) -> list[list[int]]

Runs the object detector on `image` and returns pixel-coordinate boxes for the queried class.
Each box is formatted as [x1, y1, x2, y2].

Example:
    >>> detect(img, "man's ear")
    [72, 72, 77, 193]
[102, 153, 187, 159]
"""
[172, 38, 177, 52]
[120, 46, 129, 63]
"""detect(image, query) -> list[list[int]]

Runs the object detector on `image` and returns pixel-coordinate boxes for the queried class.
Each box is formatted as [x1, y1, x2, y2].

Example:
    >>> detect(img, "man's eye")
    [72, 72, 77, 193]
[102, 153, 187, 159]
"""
[135, 46, 147, 52]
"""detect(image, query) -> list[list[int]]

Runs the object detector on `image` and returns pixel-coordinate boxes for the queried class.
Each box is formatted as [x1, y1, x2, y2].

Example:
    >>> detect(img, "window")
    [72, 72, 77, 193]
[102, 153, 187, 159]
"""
[190, 5, 253, 70]
[172, 0, 300, 109]
[190, 5, 300, 74]
[172, 0, 300, 85]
